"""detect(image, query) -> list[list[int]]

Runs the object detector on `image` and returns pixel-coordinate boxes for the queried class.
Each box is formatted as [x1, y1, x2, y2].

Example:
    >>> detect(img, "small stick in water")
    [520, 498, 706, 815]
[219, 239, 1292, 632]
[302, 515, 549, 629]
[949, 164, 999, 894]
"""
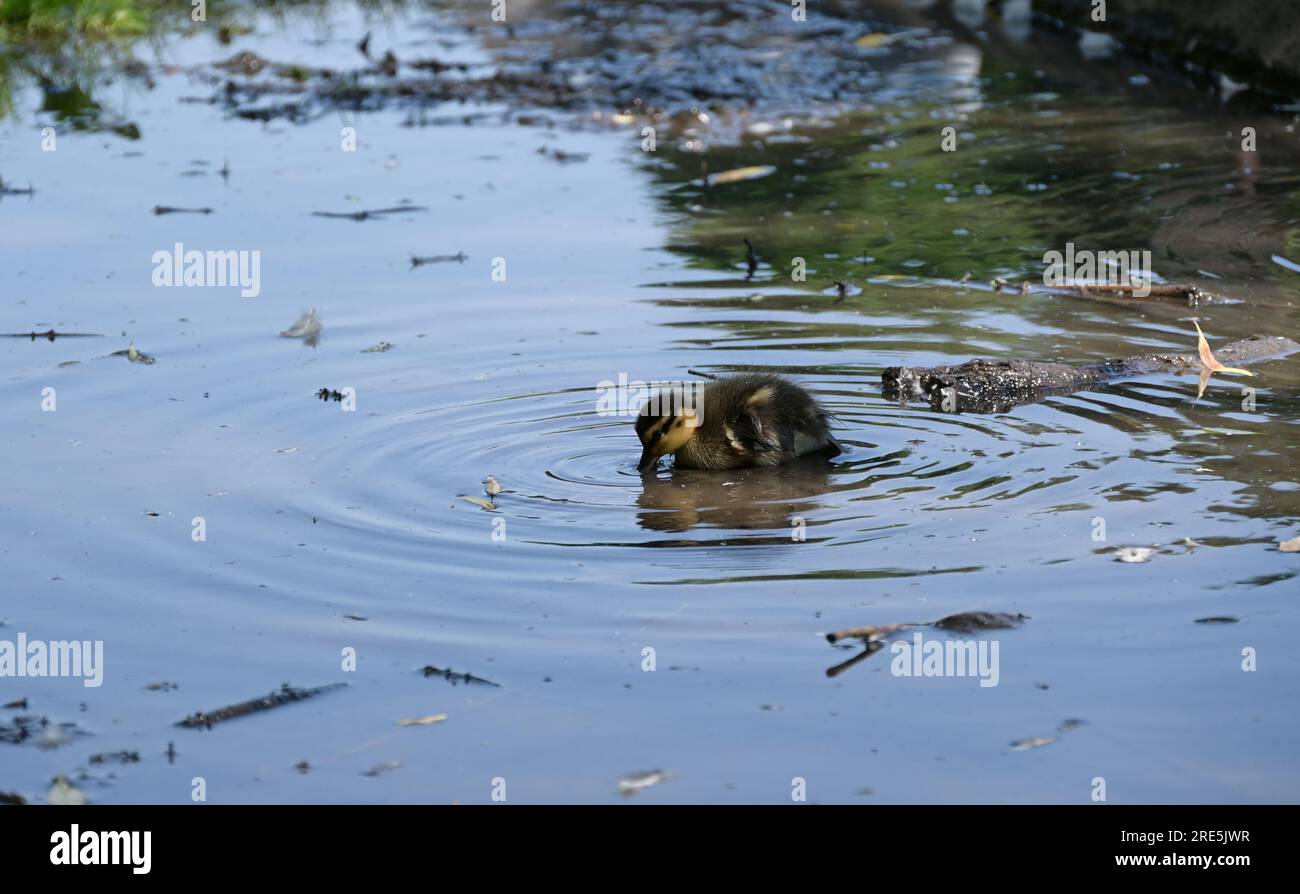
[743, 237, 759, 278]
[410, 251, 467, 269]
[312, 205, 427, 221]
[176, 682, 347, 729]
[421, 665, 500, 687]
[1, 330, 102, 341]
[153, 206, 213, 215]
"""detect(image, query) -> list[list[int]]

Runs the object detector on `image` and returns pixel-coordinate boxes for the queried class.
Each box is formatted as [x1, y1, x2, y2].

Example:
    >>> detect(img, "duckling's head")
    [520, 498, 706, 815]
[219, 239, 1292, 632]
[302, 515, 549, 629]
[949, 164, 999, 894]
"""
[635, 387, 702, 472]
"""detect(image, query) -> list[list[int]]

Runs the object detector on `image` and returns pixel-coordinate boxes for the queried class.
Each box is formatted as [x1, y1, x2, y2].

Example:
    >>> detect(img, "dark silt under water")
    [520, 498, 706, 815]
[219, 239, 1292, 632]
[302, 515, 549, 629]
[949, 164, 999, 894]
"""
[1, 0, 1299, 803]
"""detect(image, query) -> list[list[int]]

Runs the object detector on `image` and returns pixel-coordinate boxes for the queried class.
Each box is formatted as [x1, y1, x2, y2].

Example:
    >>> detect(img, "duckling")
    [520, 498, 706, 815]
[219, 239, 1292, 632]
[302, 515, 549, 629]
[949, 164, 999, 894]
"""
[635, 373, 841, 471]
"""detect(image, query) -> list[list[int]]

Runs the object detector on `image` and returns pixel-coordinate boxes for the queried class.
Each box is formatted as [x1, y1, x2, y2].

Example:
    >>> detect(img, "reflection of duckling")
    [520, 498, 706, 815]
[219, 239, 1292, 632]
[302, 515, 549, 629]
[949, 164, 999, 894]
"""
[636, 460, 833, 532]
[635, 373, 840, 472]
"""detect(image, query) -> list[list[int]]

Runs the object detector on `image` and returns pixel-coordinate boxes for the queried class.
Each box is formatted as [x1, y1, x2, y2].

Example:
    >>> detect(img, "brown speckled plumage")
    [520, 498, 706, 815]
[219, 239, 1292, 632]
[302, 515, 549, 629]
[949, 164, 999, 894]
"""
[636, 373, 840, 471]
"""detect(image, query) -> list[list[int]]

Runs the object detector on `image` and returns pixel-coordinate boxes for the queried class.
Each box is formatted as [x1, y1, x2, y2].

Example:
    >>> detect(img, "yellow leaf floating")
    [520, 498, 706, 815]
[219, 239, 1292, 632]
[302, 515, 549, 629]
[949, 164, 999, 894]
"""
[704, 165, 776, 187]
[855, 28, 925, 49]
[1280, 536, 1300, 553]
[460, 495, 496, 511]
[398, 714, 448, 727]
[855, 33, 891, 48]
[1193, 320, 1254, 376]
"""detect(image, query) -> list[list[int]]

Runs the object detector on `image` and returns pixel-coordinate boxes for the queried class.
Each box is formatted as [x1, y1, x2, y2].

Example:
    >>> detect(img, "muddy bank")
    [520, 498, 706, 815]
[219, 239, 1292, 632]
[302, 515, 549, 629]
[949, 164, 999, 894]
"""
[1033, 0, 1300, 92]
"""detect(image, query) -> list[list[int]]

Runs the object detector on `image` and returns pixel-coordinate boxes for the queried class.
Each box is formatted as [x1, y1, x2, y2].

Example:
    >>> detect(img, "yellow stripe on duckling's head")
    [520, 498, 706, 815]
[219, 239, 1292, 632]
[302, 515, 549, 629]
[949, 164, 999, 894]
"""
[636, 387, 701, 471]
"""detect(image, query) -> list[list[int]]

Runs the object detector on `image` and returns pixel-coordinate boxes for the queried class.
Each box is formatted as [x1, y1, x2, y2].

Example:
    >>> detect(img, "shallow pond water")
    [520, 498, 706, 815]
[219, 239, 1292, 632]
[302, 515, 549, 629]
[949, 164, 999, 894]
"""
[2, 0, 1299, 803]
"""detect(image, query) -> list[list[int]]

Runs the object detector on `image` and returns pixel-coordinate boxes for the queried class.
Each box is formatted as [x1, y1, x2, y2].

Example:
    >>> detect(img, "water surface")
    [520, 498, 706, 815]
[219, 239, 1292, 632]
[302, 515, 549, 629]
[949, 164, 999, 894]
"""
[2, 0, 1298, 804]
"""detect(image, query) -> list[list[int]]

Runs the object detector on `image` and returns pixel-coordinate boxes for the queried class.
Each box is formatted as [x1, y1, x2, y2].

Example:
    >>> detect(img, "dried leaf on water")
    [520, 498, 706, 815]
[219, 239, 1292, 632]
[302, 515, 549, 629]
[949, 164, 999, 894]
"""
[398, 713, 447, 727]
[854, 28, 925, 48]
[1114, 546, 1155, 563]
[460, 495, 496, 511]
[362, 760, 402, 777]
[280, 308, 321, 339]
[1278, 536, 1300, 553]
[1012, 719, 1085, 752]
[126, 342, 155, 364]
[619, 769, 670, 795]
[47, 776, 87, 806]
[1192, 320, 1254, 377]
[704, 165, 776, 187]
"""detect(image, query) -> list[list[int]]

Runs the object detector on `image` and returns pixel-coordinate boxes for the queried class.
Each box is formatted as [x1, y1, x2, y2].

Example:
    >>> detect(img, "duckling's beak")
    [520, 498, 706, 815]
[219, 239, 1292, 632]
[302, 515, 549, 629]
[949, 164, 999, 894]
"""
[637, 445, 660, 472]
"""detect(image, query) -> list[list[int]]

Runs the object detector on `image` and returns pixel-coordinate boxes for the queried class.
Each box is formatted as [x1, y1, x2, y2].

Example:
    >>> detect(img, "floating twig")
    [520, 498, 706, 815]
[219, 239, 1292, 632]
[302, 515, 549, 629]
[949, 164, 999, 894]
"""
[312, 205, 427, 221]
[826, 611, 1028, 645]
[89, 750, 140, 765]
[825, 612, 1027, 678]
[0, 176, 35, 197]
[176, 682, 347, 729]
[0, 330, 102, 341]
[883, 334, 1299, 414]
[410, 251, 467, 268]
[536, 147, 589, 164]
[420, 665, 500, 687]
[743, 237, 759, 278]
[153, 206, 213, 215]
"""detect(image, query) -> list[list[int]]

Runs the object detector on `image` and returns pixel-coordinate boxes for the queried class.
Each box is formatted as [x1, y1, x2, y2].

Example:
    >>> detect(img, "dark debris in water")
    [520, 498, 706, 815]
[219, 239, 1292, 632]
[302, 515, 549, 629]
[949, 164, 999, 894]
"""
[0, 329, 102, 341]
[410, 251, 467, 269]
[0, 175, 35, 196]
[1011, 719, 1087, 752]
[536, 146, 589, 164]
[1194, 616, 1239, 624]
[421, 665, 500, 688]
[316, 387, 346, 402]
[152, 205, 212, 215]
[89, 750, 140, 766]
[826, 611, 1028, 645]
[205, 2, 942, 128]
[311, 205, 426, 221]
[0, 714, 85, 749]
[882, 335, 1300, 414]
[176, 682, 347, 730]
[824, 611, 1027, 679]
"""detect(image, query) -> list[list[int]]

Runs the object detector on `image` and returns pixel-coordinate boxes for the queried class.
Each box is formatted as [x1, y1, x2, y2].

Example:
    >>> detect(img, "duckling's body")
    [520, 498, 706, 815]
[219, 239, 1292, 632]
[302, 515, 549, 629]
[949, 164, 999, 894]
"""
[636, 373, 840, 471]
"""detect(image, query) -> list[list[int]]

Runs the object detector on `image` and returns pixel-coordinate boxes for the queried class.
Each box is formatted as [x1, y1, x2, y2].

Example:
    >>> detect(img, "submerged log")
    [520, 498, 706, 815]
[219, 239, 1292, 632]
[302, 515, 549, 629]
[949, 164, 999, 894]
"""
[881, 335, 1300, 414]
